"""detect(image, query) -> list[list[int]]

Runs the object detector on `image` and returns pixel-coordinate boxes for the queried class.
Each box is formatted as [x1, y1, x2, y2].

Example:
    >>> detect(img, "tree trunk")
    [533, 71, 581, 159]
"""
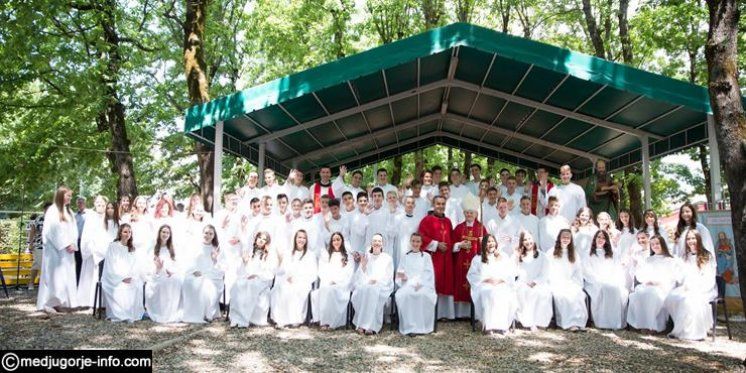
[625, 167, 643, 224]
[184, 0, 214, 213]
[463, 152, 472, 176]
[415, 150, 424, 181]
[487, 157, 495, 179]
[447, 147, 453, 168]
[688, 52, 713, 206]
[421, 0, 443, 29]
[498, 0, 510, 33]
[704, 0, 746, 310]
[618, 0, 633, 63]
[581, 0, 606, 58]
[392, 155, 403, 186]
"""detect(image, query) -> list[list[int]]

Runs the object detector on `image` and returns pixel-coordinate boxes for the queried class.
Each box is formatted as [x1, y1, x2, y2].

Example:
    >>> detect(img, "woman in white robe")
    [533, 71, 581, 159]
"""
[395, 233, 437, 335]
[37, 186, 79, 312]
[271, 230, 318, 328]
[672, 203, 714, 258]
[181, 225, 224, 324]
[312, 232, 354, 330]
[596, 212, 621, 254]
[229, 231, 277, 327]
[129, 196, 154, 260]
[352, 233, 394, 335]
[101, 224, 145, 322]
[627, 234, 680, 333]
[145, 225, 183, 323]
[583, 230, 629, 330]
[622, 231, 651, 290]
[665, 230, 717, 340]
[546, 229, 588, 331]
[513, 231, 552, 331]
[640, 209, 672, 249]
[538, 196, 570, 253]
[572, 207, 598, 261]
[78, 197, 118, 307]
[615, 209, 637, 258]
[215, 193, 244, 305]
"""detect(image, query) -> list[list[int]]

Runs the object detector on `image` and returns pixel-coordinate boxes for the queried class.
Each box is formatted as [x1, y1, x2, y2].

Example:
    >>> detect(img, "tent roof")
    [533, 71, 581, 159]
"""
[184, 22, 714, 178]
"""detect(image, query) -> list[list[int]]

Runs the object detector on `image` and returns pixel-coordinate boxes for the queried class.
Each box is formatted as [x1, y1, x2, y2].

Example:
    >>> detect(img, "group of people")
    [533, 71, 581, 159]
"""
[32, 159, 718, 340]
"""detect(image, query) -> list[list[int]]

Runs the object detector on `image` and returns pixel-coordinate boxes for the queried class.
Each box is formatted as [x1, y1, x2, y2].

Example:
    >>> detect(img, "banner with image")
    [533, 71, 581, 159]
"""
[699, 210, 739, 297]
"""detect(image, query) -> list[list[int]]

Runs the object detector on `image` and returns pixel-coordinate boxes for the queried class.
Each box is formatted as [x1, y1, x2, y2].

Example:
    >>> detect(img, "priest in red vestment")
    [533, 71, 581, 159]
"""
[310, 166, 335, 213]
[418, 195, 454, 319]
[451, 193, 486, 318]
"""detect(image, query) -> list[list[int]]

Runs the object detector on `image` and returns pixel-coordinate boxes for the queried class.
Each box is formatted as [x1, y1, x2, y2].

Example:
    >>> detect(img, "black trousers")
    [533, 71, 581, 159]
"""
[75, 238, 83, 286]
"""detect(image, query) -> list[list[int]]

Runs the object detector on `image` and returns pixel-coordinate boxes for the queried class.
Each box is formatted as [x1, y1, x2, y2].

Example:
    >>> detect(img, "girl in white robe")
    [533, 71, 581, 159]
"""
[513, 231, 552, 331]
[622, 231, 651, 290]
[640, 209, 673, 249]
[572, 207, 598, 261]
[145, 225, 183, 323]
[78, 197, 118, 307]
[597, 212, 621, 255]
[546, 229, 588, 331]
[352, 233, 394, 335]
[312, 232, 354, 330]
[614, 209, 637, 258]
[627, 234, 681, 333]
[271, 230, 318, 328]
[395, 233, 437, 335]
[665, 230, 717, 340]
[216, 193, 244, 305]
[37, 186, 79, 312]
[672, 203, 714, 258]
[129, 196, 154, 260]
[538, 197, 570, 253]
[583, 230, 629, 330]
[467, 234, 518, 335]
[229, 231, 277, 327]
[101, 224, 145, 322]
[181, 225, 224, 324]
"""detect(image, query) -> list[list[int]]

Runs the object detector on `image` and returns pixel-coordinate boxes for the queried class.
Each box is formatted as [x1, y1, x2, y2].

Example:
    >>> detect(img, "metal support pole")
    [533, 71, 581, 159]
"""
[258, 142, 266, 188]
[641, 136, 652, 210]
[212, 121, 224, 216]
[707, 115, 722, 209]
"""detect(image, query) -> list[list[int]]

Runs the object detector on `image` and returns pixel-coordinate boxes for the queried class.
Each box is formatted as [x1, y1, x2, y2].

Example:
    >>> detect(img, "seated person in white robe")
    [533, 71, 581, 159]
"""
[312, 232, 354, 330]
[181, 225, 224, 324]
[145, 224, 183, 323]
[665, 230, 717, 340]
[622, 231, 652, 290]
[513, 231, 552, 331]
[395, 233, 437, 335]
[467, 234, 518, 335]
[546, 229, 588, 331]
[101, 224, 145, 322]
[583, 230, 629, 330]
[229, 231, 277, 327]
[538, 196, 570, 253]
[352, 233, 394, 335]
[270, 230, 318, 328]
[627, 235, 680, 333]
[672, 203, 714, 258]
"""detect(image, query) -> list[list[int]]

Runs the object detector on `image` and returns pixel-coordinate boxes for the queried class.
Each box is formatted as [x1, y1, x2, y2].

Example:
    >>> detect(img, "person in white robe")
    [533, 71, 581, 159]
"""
[290, 200, 325, 258]
[583, 230, 629, 330]
[546, 229, 588, 331]
[466, 234, 518, 335]
[332, 166, 365, 199]
[37, 186, 79, 312]
[312, 232, 355, 330]
[348, 193, 370, 261]
[181, 225, 224, 324]
[237, 171, 260, 213]
[250, 196, 288, 261]
[394, 197, 424, 267]
[270, 230, 318, 328]
[339, 191, 358, 217]
[515, 197, 539, 244]
[351, 234, 394, 335]
[641, 209, 673, 249]
[448, 169, 470, 210]
[214, 193, 244, 304]
[513, 231, 552, 331]
[78, 197, 118, 307]
[145, 225, 183, 323]
[260, 169, 287, 206]
[545, 165, 587, 223]
[627, 235, 681, 333]
[285, 169, 311, 202]
[672, 203, 714, 258]
[378, 191, 402, 264]
[615, 209, 638, 259]
[481, 187, 499, 225]
[128, 196, 154, 260]
[538, 196, 570, 253]
[573, 207, 599, 261]
[395, 233, 437, 335]
[409, 180, 431, 218]
[323, 199, 351, 245]
[665, 230, 717, 340]
[622, 231, 652, 290]
[596, 212, 622, 255]
[101, 224, 145, 322]
[229, 231, 277, 327]
[373, 168, 398, 197]
[365, 188, 388, 244]
[502, 177, 523, 215]
[485, 198, 521, 256]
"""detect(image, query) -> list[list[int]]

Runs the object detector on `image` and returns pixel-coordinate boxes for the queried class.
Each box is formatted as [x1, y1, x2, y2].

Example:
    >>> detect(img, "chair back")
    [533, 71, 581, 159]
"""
[97, 260, 105, 281]
[716, 275, 726, 300]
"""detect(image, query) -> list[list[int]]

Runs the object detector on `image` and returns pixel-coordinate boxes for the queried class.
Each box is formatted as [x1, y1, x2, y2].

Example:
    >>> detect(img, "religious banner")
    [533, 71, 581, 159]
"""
[699, 210, 739, 297]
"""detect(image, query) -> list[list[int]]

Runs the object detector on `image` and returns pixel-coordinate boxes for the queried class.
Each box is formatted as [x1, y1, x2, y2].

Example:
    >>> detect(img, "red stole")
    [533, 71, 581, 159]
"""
[531, 181, 554, 215]
[312, 181, 334, 213]
[452, 220, 487, 302]
[418, 214, 454, 296]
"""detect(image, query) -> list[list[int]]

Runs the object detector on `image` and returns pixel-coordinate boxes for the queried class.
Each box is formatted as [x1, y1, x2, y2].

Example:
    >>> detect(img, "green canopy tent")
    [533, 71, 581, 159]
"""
[184, 22, 723, 212]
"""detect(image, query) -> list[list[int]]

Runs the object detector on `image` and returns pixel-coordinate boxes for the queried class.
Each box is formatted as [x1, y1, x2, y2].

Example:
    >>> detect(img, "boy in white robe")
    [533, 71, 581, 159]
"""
[395, 233, 437, 335]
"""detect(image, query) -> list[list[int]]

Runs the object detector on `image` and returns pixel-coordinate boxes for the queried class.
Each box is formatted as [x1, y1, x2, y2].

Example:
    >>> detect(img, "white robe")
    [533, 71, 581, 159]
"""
[366, 207, 394, 253]
[665, 254, 717, 340]
[574, 225, 599, 261]
[101, 242, 145, 322]
[672, 224, 714, 258]
[467, 253, 518, 331]
[485, 214, 521, 256]
[129, 216, 154, 260]
[286, 184, 311, 203]
[394, 213, 423, 268]
[538, 215, 570, 253]
[546, 249, 588, 329]
[348, 210, 369, 254]
[481, 201, 498, 225]
[622, 243, 651, 291]
[514, 250, 553, 328]
[547, 182, 586, 223]
[290, 215, 324, 258]
[311, 250, 354, 328]
[351, 252, 394, 332]
[145, 248, 183, 323]
[332, 175, 364, 199]
[215, 209, 244, 304]
[583, 252, 629, 329]
[323, 214, 351, 249]
[270, 250, 318, 327]
[250, 213, 288, 262]
[445, 197, 465, 227]
[78, 216, 117, 307]
[181, 244, 224, 324]
[627, 254, 680, 331]
[515, 213, 540, 244]
[229, 250, 277, 327]
[395, 251, 437, 335]
[37, 206, 79, 311]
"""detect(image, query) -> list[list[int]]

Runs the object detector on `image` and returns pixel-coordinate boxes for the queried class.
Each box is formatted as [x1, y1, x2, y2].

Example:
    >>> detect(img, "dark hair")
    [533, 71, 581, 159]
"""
[515, 169, 527, 176]
[302, 198, 314, 206]
[553, 229, 576, 263]
[520, 195, 531, 202]
[356, 192, 368, 202]
[328, 198, 341, 208]
[327, 232, 348, 266]
[103, 201, 120, 231]
[432, 195, 446, 205]
[154, 224, 175, 260]
[408, 232, 424, 255]
[615, 208, 636, 232]
[371, 187, 384, 196]
[376, 168, 387, 175]
[204, 224, 219, 248]
[470, 164, 482, 171]
[116, 223, 135, 252]
[649, 234, 673, 257]
[369, 233, 384, 253]
[342, 191, 353, 198]
[487, 187, 498, 193]
[575, 207, 596, 227]
[683, 230, 711, 269]
[277, 193, 288, 202]
[292, 229, 308, 260]
[411, 179, 422, 188]
[675, 202, 698, 240]
[518, 231, 539, 262]
[640, 209, 661, 236]
[589, 230, 613, 259]
[437, 181, 450, 189]
[499, 168, 510, 175]
[250, 197, 260, 204]
[252, 231, 271, 260]
[352, 170, 363, 177]
[431, 166, 442, 172]
[480, 234, 499, 263]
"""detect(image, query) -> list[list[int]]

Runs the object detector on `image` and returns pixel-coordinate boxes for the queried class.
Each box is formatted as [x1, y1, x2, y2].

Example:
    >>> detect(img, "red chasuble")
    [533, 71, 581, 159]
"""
[418, 214, 454, 296]
[451, 220, 487, 302]
[311, 182, 334, 213]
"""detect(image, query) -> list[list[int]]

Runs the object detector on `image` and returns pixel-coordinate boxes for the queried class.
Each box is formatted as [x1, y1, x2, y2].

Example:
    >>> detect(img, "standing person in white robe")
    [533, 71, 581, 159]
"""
[145, 225, 183, 323]
[37, 186, 79, 313]
[640, 209, 673, 249]
[448, 169, 470, 211]
[348, 193, 370, 260]
[270, 230, 318, 328]
[181, 225, 224, 324]
[467, 234, 518, 336]
[78, 196, 118, 308]
[481, 187, 499, 224]
[395, 233, 437, 335]
[583, 230, 629, 330]
[597, 212, 621, 255]
[439, 182, 465, 227]
[332, 166, 365, 199]
[615, 209, 637, 258]
[229, 231, 277, 327]
[572, 207, 598, 261]
[312, 232, 354, 330]
[237, 171, 260, 212]
[394, 196, 423, 267]
[515, 196, 540, 243]
[546, 165, 587, 223]
[622, 231, 652, 290]
[340, 191, 358, 217]
[290, 199, 324, 258]
[502, 176, 523, 215]
[627, 235, 680, 333]
[128, 196, 154, 259]
[409, 180, 431, 218]
[538, 197, 570, 253]
[672, 203, 714, 258]
[101, 224, 145, 322]
[352, 233, 394, 335]
[365, 188, 387, 243]
[485, 198, 521, 256]
[546, 229, 588, 331]
[665, 230, 717, 340]
[380, 190, 402, 264]
[323, 198, 351, 246]
[285, 169, 311, 202]
[373, 168, 398, 197]
[215, 193, 243, 304]
[513, 231, 552, 331]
